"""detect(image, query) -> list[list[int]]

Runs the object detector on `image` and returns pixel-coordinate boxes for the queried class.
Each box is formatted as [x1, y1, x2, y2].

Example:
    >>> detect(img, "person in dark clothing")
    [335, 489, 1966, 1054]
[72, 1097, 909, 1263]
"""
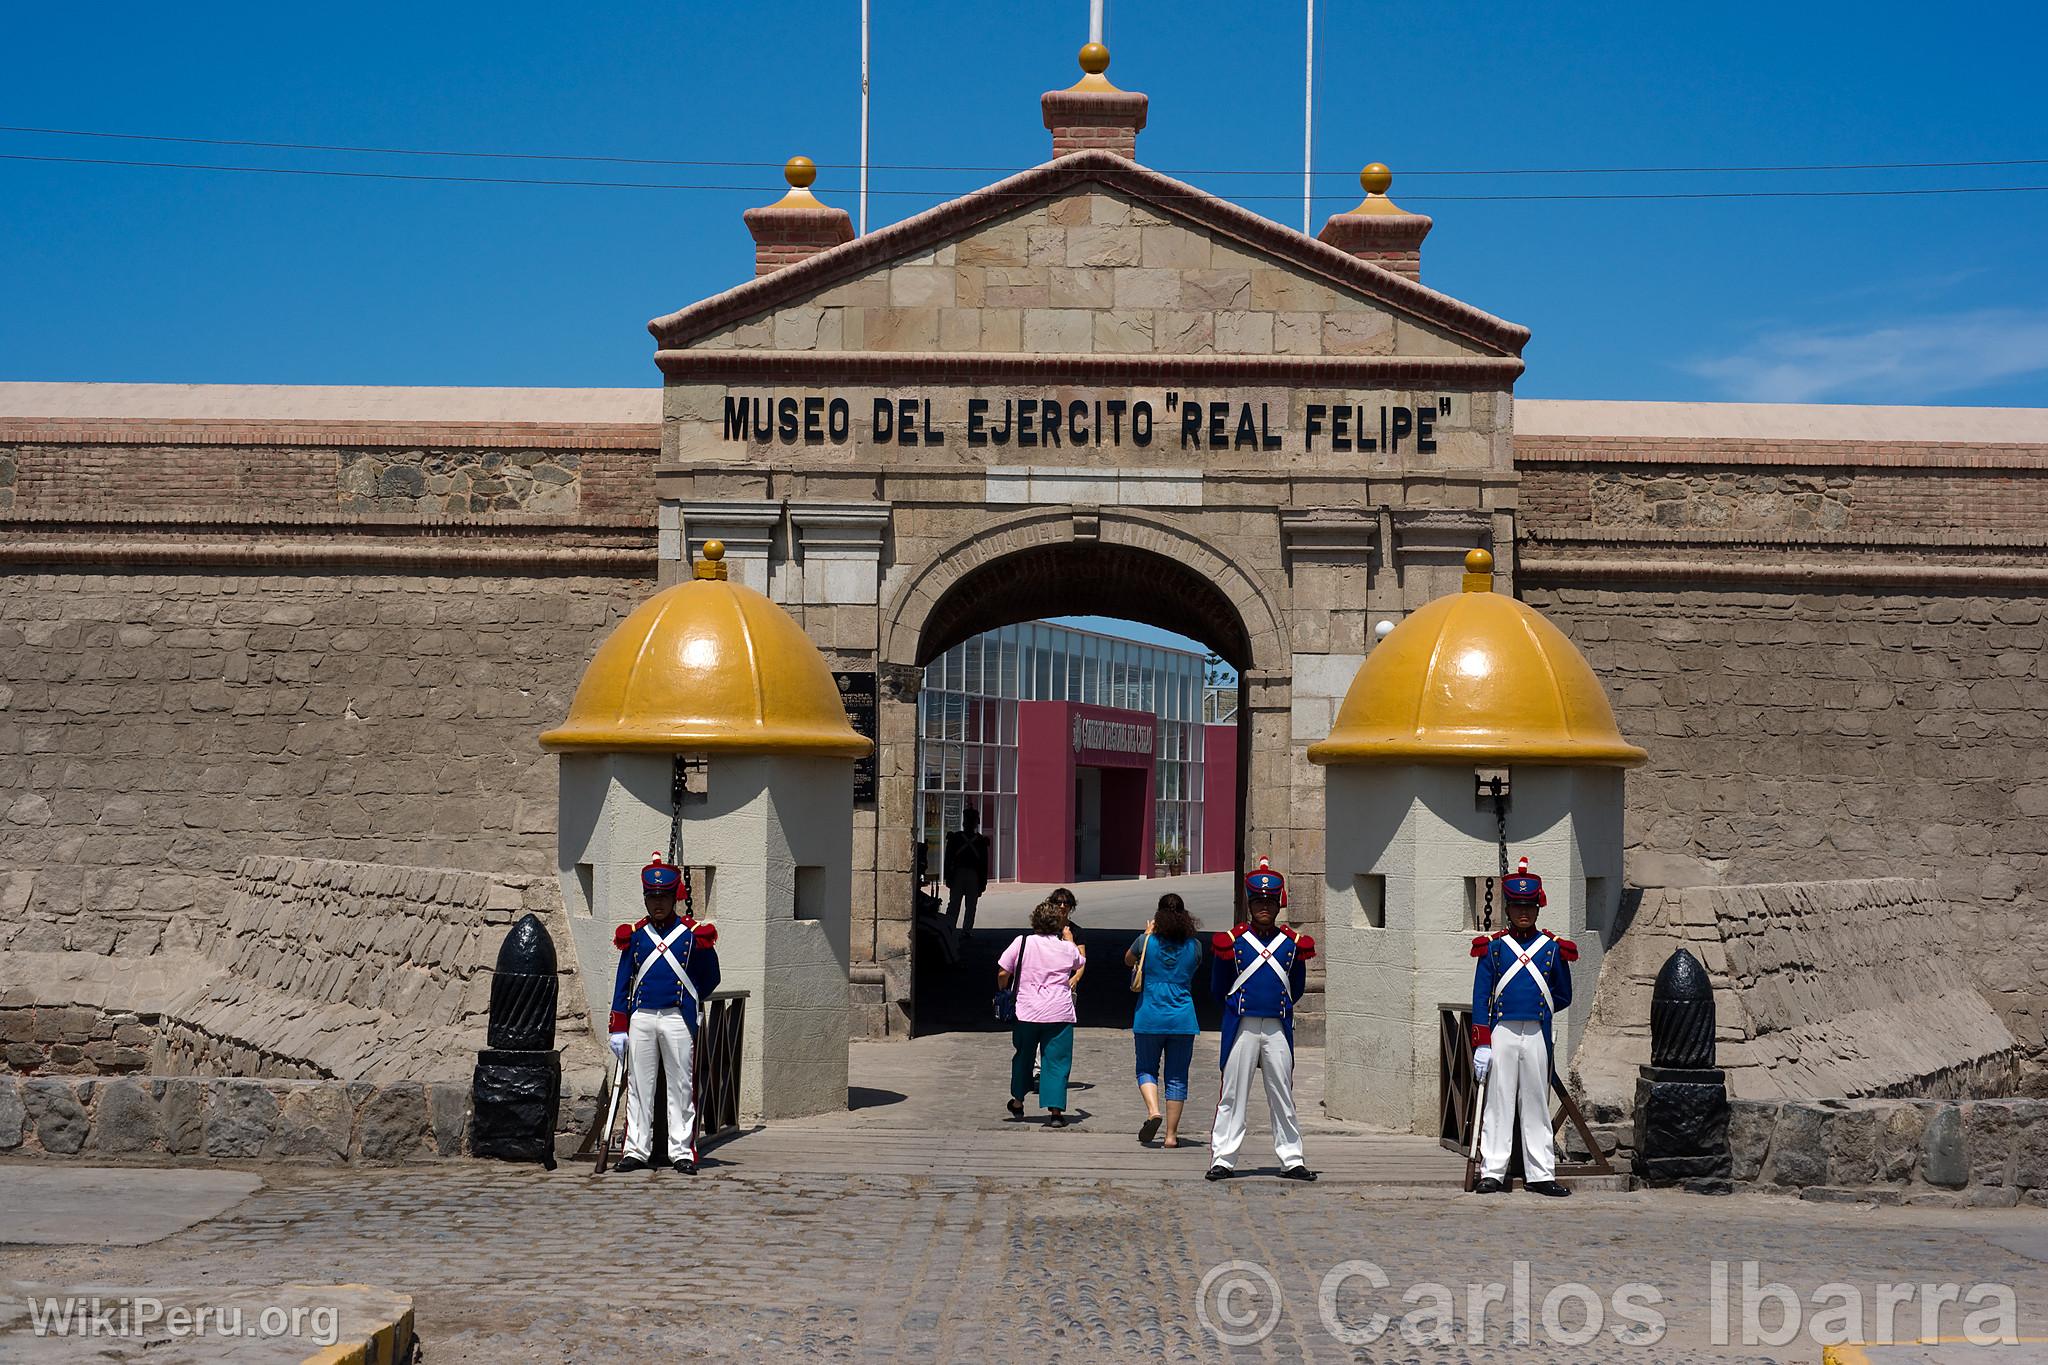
[943, 807, 991, 929]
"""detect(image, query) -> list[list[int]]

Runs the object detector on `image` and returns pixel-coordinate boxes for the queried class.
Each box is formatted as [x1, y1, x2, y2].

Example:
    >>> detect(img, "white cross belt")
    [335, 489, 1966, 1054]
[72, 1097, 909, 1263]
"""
[1227, 932, 1294, 997]
[1489, 936, 1555, 1013]
[629, 922, 700, 1006]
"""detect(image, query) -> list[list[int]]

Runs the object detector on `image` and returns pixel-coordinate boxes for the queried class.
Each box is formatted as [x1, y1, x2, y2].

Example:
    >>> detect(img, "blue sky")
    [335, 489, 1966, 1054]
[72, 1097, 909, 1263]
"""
[4, 1, 2045, 406]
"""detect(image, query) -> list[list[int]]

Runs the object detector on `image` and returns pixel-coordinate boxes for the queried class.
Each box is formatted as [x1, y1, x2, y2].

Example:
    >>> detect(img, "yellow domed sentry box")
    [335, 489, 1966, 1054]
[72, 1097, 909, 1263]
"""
[1311, 550, 1645, 1134]
[544, 541, 870, 1124]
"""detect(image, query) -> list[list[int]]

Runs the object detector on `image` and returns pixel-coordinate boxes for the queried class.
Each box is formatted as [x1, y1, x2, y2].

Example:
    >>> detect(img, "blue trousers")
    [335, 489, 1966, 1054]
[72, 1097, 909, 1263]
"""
[1011, 1021, 1074, 1110]
[1133, 1032, 1195, 1101]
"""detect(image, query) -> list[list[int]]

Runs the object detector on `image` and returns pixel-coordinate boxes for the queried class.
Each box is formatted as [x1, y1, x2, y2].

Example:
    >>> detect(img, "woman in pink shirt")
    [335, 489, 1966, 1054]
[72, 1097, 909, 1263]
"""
[998, 902, 1087, 1127]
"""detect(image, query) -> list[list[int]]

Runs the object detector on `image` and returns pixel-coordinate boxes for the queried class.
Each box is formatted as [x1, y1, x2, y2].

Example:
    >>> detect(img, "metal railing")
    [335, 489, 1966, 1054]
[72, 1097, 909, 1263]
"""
[692, 989, 747, 1143]
[1436, 1001, 1614, 1179]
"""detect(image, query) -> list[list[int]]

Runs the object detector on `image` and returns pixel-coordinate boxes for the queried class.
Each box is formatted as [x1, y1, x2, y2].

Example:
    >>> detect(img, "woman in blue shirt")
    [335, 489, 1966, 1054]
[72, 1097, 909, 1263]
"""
[1125, 893, 1204, 1148]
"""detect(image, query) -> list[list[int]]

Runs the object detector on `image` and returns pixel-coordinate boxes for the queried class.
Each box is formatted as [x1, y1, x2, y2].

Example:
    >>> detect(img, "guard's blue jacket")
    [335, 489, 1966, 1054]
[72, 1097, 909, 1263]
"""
[1210, 925, 1315, 1068]
[609, 917, 720, 1035]
[1470, 928, 1575, 1049]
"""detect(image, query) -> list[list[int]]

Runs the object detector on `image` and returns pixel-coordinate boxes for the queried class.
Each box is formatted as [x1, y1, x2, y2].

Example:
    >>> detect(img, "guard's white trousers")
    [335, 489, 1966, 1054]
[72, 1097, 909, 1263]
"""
[1479, 1018, 1555, 1184]
[1209, 1015, 1304, 1170]
[624, 1006, 698, 1163]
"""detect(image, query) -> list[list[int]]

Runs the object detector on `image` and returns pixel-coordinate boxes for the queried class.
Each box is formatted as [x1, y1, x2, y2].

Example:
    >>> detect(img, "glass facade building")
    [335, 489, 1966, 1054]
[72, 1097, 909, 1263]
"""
[917, 621, 1234, 884]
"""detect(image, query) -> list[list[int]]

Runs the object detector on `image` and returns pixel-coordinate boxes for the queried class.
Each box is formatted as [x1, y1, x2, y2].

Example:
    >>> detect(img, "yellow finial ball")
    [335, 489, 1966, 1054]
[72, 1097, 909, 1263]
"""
[783, 157, 817, 190]
[1464, 548, 1493, 574]
[703, 539, 727, 562]
[1361, 162, 1393, 196]
[1078, 42, 1111, 75]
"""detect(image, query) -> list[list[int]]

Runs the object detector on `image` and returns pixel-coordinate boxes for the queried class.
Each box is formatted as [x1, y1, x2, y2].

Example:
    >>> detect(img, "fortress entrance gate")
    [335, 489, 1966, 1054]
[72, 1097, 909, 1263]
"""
[644, 88, 1529, 1036]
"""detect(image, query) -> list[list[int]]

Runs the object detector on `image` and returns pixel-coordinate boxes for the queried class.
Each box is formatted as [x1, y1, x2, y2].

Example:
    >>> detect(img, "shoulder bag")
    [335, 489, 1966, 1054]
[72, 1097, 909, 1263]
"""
[994, 934, 1031, 1022]
[1129, 931, 1149, 994]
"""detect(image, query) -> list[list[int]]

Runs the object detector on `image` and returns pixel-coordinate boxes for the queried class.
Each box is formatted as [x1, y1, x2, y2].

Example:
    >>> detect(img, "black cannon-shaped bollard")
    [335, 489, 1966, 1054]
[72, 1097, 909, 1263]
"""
[1631, 947, 1732, 1192]
[471, 914, 562, 1168]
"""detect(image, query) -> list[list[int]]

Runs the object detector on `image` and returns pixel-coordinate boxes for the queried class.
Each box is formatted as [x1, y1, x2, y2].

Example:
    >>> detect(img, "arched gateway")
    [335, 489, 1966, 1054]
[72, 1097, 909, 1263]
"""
[645, 51, 1528, 1036]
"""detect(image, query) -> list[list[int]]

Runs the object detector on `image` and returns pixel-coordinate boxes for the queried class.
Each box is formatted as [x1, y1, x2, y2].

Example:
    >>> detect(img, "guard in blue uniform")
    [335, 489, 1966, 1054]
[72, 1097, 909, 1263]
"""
[609, 853, 720, 1173]
[1206, 858, 1317, 1182]
[1470, 856, 1575, 1196]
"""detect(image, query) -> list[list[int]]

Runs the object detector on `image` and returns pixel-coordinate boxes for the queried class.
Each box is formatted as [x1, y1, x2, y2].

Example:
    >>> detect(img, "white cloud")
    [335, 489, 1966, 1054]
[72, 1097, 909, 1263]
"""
[1687, 308, 2048, 403]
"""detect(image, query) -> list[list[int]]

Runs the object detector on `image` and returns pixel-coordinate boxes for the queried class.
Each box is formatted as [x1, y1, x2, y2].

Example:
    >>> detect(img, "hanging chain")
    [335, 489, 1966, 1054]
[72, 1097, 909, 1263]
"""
[1480, 775, 1508, 931]
[669, 756, 693, 912]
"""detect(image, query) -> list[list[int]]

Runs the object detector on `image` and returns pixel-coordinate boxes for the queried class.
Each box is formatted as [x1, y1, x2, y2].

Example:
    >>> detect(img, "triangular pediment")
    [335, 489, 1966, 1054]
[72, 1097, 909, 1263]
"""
[650, 152, 1527, 366]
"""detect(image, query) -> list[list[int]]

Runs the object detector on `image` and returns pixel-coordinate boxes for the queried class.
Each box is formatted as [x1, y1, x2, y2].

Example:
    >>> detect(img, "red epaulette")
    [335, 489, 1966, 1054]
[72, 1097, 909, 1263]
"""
[1470, 934, 1491, 958]
[1211, 930, 1236, 953]
[1556, 936, 1579, 962]
[613, 923, 635, 951]
[1294, 933, 1316, 962]
[692, 921, 718, 947]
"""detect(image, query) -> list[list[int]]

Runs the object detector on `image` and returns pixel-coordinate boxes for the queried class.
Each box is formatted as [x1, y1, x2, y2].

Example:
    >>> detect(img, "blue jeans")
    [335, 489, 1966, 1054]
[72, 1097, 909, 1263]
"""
[1133, 1032, 1195, 1101]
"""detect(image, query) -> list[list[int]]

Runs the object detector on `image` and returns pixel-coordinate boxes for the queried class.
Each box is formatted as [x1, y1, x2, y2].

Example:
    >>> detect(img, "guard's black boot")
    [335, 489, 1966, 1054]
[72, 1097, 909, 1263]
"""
[1205, 1164, 1234, 1182]
[673, 1158, 698, 1175]
[1278, 1165, 1318, 1182]
[1525, 1180, 1572, 1197]
[1474, 1176, 1506, 1194]
[613, 1156, 648, 1173]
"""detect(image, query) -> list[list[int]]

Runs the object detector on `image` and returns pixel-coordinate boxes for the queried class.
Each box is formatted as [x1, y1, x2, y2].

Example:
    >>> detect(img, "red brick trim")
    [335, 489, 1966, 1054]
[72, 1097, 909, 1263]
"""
[0, 418, 660, 450]
[0, 537, 657, 575]
[648, 151, 1529, 357]
[2, 509, 650, 532]
[656, 349, 1523, 388]
[1514, 436, 2048, 471]
[1520, 555, 2048, 590]
[1526, 523, 2048, 550]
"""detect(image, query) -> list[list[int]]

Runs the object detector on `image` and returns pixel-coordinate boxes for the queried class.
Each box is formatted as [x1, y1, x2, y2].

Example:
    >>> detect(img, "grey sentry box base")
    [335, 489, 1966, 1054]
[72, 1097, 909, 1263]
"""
[1321, 763, 1624, 1132]
[557, 750, 854, 1122]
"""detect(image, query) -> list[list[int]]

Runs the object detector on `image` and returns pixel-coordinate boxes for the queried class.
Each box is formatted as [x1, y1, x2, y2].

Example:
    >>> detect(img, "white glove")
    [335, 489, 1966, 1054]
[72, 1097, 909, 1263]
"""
[608, 1032, 628, 1060]
[1473, 1045, 1493, 1083]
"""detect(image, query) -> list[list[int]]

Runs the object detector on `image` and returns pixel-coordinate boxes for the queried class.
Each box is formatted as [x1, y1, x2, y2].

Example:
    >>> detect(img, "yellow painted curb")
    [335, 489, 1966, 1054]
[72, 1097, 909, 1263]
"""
[1823, 1337, 2044, 1362]
[298, 1284, 415, 1365]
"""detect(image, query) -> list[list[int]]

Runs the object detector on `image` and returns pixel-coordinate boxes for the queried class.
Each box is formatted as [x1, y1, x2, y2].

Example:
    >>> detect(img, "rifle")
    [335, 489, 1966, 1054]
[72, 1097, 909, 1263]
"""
[1463, 1053, 1489, 1191]
[594, 1048, 629, 1174]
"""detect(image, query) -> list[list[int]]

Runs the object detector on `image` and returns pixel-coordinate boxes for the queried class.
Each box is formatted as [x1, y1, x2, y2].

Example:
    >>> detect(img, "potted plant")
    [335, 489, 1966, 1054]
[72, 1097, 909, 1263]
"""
[1155, 840, 1186, 877]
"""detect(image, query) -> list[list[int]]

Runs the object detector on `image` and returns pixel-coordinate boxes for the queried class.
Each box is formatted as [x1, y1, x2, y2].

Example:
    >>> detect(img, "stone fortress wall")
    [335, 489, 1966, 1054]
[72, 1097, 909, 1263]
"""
[3, 384, 2047, 1101]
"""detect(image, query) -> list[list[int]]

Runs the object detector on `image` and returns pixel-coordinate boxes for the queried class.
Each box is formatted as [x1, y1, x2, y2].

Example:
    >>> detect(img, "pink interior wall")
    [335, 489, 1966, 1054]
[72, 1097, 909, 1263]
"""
[1015, 700, 1159, 883]
[1202, 722, 1239, 874]
[1016, 701, 1076, 883]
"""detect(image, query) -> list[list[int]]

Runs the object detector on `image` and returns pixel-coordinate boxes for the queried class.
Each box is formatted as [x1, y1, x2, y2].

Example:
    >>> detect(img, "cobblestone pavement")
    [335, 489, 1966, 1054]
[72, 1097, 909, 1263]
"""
[2, 1033, 2043, 1361]
[4, 1166, 2044, 1362]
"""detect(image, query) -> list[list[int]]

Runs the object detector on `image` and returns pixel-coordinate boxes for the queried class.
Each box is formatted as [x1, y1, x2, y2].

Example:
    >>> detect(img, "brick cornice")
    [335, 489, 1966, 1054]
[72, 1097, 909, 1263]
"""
[0, 536, 657, 575]
[1520, 555, 2048, 590]
[0, 417, 659, 450]
[648, 151, 1529, 358]
[1525, 523, 2048, 551]
[1513, 435, 2048, 471]
[656, 349, 1523, 388]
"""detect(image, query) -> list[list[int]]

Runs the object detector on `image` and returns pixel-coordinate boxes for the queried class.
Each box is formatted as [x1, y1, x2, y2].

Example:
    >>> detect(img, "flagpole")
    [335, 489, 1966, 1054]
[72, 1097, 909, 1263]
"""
[1089, 0, 1103, 44]
[859, 0, 870, 235]
[1302, 0, 1314, 234]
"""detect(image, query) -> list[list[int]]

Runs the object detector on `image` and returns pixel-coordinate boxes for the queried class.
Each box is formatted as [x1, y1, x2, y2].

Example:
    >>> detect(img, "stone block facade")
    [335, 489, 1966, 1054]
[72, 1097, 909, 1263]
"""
[0, 1072, 597, 1163]
[1726, 1097, 2048, 1207]
[0, 1003, 156, 1075]
[1577, 879, 2018, 1116]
